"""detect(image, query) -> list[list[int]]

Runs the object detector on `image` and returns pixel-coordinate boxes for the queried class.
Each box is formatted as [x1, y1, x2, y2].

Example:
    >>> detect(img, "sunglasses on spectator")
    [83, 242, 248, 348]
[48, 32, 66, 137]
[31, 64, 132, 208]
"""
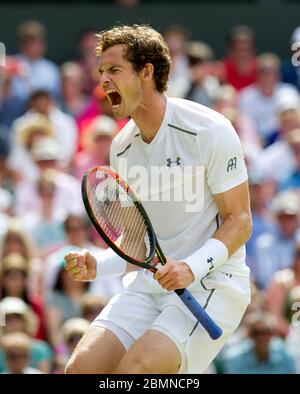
[6, 351, 29, 361]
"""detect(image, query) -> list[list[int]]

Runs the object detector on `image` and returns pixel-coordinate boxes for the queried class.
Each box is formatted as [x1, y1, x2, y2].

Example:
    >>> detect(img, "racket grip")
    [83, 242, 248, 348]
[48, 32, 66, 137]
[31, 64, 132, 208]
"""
[175, 289, 222, 340]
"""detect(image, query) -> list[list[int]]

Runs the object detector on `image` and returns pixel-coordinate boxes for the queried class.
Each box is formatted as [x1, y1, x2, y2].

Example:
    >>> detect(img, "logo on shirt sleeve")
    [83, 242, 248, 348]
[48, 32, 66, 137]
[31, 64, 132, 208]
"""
[226, 157, 237, 172]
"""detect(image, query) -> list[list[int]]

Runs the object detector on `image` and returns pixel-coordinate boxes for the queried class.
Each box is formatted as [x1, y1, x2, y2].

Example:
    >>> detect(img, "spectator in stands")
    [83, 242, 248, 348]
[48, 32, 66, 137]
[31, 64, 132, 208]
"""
[16, 90, 77, 168]
[10, 20, 61, 105]
[279, 128, 300, 192]
[252, 190, 300, 289]
[266, 241, 300, 337]
[221, 311, 297, 374]
[0, 297, 53, 373]
[22, 170, 66, 258]
[14, 138, 83, 220]
[8, 113, 55, 182]
[74, 28, 99, 96]
[184, 41, 220, 108]
[60, 62, 89, 121]
[259, 96, 300, 183]
[164, 25, 191, 98]
[246, 170, 276, 272]
[0, 332, 42, 374]
[239, 53, 299, 147]
[221, 25, 257, 91]
[0, 253, 45, 339]
[73, 115, 117, 180]
[57, 317, 90, 372]
[0, 220, 41, 296]
[44, 259, 90, 357]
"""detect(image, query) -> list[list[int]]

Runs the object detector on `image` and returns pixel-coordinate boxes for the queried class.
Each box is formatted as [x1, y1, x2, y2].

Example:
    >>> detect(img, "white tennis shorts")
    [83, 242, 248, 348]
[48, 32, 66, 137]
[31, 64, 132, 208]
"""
[91, 270, 251, 373]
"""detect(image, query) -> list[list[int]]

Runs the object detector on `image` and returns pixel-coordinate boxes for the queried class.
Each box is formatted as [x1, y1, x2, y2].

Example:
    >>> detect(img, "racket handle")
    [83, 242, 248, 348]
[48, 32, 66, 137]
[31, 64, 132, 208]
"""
[175, 288, 222, 340]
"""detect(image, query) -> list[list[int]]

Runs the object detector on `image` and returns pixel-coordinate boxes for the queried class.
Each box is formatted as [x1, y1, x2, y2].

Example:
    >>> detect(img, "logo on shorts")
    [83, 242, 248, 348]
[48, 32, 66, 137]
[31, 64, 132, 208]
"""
[166, 157, 181, 167]
[227, 157, 237, 172]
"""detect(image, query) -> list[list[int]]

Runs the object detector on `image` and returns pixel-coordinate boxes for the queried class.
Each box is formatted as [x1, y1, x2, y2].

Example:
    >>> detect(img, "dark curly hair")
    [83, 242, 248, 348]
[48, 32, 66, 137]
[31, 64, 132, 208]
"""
[95, 24, 171, 93]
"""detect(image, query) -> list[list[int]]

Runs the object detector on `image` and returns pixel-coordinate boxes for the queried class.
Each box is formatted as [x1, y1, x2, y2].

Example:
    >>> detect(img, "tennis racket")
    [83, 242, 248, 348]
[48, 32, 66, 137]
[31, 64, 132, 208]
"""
[81, 166, 222, 340]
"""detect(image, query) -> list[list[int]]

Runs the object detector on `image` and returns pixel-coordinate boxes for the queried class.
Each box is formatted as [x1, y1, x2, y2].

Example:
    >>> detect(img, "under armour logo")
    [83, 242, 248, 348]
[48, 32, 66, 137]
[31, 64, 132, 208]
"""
[207, 257, 214, 271]
[227, 157, 237, 172]
[166, 157, 181, 167]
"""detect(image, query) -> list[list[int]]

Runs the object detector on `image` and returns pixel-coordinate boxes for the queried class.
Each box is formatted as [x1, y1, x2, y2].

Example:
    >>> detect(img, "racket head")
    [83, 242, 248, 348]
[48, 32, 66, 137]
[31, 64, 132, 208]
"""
[82, 166, 156, 270]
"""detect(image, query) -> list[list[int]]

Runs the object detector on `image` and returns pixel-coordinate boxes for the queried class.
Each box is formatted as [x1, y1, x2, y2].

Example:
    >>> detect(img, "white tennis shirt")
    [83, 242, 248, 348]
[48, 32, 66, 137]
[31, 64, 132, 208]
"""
[110, 97, 250, 291]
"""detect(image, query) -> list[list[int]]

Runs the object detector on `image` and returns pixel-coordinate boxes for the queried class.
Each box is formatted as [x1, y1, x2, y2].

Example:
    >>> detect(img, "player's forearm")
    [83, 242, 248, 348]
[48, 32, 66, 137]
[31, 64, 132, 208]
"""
[212, 211, 252, 257]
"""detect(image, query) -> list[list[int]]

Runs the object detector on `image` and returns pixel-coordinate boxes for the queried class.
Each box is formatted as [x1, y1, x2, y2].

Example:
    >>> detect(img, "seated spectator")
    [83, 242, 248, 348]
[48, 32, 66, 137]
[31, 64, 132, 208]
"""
[13, 90, 78, 169]
[24, 170, 66, 257]
[239, 53, 299, 147]
[44, 260, 90, 357]
[0, 219, 41, 296]
[0, 253, 45, 339]
[8, 113, 55, 182]
[74, 28, 99, 96]
[246, 170, 276, 272]
[0, 297, 53, 373]
[184, 41, 220, 108]
[73, 115, 117, 180]
[252, 190, 300, 289]
[259, 96, 300, 183]
[80, 293, 107, 323]
[0, 332, 42, 374]
[14, 138, 84, 219]
[164, 25, 191, 98]
[279, 128, 300, 192]
[54, 317, 90, 373]
[265, 241, 300, 337]
[60, 62, 90, 121]
[221, 311, 297, 374]
[10, 20, 61, 105]
[221, 25, 257, 91]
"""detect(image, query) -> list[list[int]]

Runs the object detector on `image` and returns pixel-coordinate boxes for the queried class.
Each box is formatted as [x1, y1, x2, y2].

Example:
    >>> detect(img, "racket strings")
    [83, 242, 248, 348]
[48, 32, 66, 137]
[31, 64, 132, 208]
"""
[88, 172, 151, 261]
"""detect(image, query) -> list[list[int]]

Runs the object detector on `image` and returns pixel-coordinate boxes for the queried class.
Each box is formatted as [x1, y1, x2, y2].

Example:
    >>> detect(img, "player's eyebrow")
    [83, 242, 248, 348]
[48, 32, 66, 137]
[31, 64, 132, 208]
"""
[98, 64, 122, 75]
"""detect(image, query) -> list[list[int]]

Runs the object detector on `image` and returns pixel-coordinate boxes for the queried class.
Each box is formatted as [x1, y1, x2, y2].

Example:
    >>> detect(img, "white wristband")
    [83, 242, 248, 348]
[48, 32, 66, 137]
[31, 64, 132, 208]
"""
[92, 248, 127, 280]
[184, 238, 228, 281]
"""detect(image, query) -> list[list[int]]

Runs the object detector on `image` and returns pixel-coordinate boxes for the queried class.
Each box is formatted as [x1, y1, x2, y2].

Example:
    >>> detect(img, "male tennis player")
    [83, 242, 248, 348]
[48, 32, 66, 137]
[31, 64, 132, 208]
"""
[64, 25, 252, 374]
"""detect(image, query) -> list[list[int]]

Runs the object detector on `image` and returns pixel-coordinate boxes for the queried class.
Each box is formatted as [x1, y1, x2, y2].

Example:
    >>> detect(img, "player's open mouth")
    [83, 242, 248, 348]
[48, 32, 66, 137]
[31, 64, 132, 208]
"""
[106, 89, 122, 110]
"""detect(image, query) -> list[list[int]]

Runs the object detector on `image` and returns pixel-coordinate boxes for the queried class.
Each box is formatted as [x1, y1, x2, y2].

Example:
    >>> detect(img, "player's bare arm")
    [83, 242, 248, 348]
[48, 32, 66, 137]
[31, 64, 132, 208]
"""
[212, 180, 252, 255]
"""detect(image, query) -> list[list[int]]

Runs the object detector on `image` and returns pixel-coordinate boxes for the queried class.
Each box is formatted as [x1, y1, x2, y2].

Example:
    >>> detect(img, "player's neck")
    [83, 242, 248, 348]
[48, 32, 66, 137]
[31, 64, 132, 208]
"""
[132, 92, 167, 144]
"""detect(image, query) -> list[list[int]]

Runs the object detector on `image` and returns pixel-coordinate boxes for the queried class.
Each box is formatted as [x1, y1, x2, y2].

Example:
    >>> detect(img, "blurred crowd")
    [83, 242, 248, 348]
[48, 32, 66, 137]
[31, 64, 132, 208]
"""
[0, 20, 300, 374]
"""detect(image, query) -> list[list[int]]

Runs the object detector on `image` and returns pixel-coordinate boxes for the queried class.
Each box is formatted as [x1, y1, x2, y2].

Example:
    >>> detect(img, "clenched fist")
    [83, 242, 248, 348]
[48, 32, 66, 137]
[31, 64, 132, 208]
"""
[64, 249, 97, 282]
